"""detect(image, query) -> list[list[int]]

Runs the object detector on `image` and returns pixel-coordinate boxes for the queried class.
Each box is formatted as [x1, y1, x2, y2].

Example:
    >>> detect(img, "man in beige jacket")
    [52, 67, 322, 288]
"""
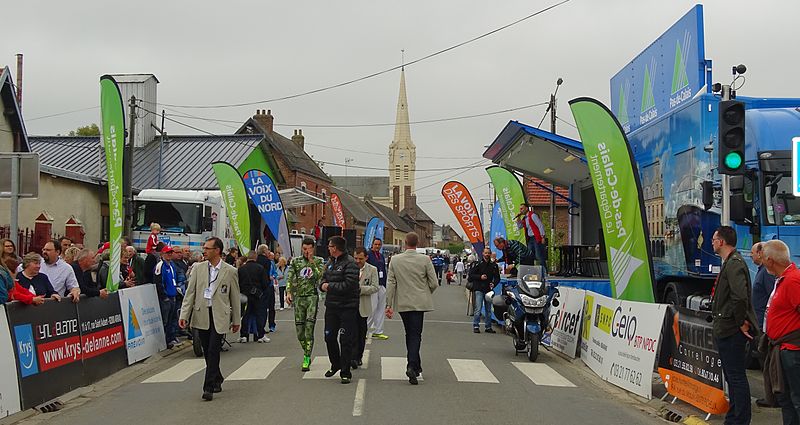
[385, 232, 438, 385]
[353, 247, 379, 369]
[179, 237, 241, 401]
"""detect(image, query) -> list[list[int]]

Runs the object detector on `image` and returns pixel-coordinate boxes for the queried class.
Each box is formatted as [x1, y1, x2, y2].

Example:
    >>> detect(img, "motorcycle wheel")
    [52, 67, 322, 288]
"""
[192, 328, 203, 357]
[527, 332, 540, 362]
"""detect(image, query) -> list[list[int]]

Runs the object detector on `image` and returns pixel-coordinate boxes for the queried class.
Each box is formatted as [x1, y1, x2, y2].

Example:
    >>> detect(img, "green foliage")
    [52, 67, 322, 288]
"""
[69, 123, 100, 136]
[447, 242, 465, 254]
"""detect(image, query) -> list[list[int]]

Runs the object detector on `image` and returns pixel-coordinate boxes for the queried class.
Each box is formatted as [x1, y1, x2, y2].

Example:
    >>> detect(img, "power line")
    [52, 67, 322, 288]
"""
[26, 106, 99, 121]
[556, 115, 578, 129]
[148, 0, 571, 109]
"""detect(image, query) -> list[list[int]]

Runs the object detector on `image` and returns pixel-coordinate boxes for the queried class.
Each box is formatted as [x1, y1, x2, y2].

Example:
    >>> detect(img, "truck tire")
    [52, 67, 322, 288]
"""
[663, 284, 679, 306]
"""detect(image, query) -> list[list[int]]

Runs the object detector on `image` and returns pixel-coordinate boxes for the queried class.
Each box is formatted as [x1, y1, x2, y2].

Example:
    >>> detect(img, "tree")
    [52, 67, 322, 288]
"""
[68, 123, 100, 136]
[447, 242, 465, 254]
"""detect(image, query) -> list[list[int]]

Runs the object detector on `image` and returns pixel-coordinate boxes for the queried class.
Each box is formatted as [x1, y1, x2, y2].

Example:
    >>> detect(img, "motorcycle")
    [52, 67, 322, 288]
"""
[493, 267, 559, 362]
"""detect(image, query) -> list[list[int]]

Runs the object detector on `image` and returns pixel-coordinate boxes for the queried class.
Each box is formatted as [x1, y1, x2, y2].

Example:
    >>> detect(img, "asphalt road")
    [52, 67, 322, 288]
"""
[18, 281, 673, 425]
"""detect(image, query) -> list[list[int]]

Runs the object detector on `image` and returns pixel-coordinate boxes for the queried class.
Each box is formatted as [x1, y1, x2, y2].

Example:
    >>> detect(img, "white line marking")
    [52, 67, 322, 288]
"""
[227, 357, 284, 380]
[381, 357, 422, 381]
[362, 349, 370, 369]
[142, 359, 206, 383]
[352, 379, 366, 417]
[303, 357, 335, 379]
[366, 335, 372, 345]
[447, 359, 499, 383]
[512, 362, 576, 387]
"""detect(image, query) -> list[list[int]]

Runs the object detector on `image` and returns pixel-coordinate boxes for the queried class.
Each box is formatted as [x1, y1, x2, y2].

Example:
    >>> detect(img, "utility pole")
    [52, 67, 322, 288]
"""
[548, 78, 563, 251]
[124, 95, 137, 236]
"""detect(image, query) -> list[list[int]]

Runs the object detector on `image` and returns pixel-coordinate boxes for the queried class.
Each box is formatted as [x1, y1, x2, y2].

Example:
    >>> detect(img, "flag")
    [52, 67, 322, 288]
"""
[486, 166, 526, 244]
[99, 75, 125, 292]
[490, 201, 506, 260]
[212, 162, 252, 255]
[569, 97, 655, 302]
[242, 169, 291, 257]
[330, 193, 346, 229]
[441, 181, 485, 254]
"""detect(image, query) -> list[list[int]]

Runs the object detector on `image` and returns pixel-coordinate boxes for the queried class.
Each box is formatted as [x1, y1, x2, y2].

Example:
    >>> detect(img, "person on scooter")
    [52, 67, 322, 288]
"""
[468, 247, 500, 333]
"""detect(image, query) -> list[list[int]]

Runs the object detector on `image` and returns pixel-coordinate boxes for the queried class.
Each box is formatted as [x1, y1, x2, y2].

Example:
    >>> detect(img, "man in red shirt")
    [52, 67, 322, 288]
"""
[763, 239, 800, 424]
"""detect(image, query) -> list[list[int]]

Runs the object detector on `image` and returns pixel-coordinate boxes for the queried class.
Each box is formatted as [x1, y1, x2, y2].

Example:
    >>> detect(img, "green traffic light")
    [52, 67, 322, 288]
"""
[724, 152, 743, 170]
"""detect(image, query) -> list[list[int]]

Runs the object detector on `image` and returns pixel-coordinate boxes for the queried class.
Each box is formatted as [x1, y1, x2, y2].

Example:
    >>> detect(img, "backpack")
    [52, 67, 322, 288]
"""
[0, 267, 13, 303]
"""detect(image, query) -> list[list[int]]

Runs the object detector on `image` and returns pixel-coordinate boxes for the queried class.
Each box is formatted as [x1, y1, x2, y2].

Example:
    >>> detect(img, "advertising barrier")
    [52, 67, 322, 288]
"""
[580, 291, 666, 399]
[0, 305, 22, 417]
[118, 285, 166, 364]
[549, 287, 585, 359]
[7, 300, 85, 409]
[78, 293, 127, 383]
[658, 305, 728, 415]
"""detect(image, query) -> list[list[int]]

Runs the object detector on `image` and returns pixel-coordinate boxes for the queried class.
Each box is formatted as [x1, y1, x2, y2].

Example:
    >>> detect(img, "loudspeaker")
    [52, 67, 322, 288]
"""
[316, 226, 342, 258]
[342, 229, 356, 254]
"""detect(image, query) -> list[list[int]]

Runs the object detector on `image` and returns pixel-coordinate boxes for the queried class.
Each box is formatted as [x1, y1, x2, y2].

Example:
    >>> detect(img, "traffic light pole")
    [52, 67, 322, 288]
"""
[720, 85, 731, 226]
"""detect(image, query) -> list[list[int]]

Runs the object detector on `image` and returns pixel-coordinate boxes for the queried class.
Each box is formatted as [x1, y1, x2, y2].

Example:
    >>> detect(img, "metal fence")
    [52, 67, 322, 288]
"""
[0, 225, 63, 255]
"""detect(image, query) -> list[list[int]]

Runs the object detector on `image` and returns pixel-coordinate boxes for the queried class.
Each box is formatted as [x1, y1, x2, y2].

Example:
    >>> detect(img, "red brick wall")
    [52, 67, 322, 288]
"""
[272, 152, 332, 234]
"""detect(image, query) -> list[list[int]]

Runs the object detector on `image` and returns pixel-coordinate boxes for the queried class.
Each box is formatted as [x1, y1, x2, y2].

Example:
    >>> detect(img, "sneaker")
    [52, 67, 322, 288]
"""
[257, 336, 271, 343]
[341, 376, 352, 384]
[485, 328, 496, 334]
[301, 356, 311, 372]
[238, 337, 248, 343]
[473, 328, 480, 333]
[167, 342, 175, 349]
[351, 360, 359, 370]
[269, 326, 276, 333]
[171, 339, 182, 345]
[406, 368, 419, 385]
[324, 368, 340, 378]
[372, 333, 389, 340]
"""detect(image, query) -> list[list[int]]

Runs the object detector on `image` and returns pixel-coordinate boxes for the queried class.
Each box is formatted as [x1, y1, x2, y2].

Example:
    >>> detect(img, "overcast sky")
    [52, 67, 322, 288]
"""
[5, 0, 799, 236]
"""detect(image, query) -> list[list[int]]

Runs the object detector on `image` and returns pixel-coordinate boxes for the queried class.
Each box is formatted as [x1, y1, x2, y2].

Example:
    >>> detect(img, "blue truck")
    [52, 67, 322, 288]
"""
[616, 5, 800, 306]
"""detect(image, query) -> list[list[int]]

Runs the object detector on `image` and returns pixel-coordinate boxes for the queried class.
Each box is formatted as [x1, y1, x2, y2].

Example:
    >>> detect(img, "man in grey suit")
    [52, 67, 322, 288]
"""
[385, 232, 438, 385]
[353, 247, 379, 369]
[179, 237, 241, 401]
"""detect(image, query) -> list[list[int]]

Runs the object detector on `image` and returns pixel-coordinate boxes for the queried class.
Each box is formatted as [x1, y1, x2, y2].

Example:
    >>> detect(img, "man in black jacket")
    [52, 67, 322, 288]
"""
[256, 245, 277, 333]
[468, 247, 500, 333]
[711, 226, 759, 425]
[71, 249, 107, 299]
[321, 236, 360, 384]
[238, 251, 270, 343]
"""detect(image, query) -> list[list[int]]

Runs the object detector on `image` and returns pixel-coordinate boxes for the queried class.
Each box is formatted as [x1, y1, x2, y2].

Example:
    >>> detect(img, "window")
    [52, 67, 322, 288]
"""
[300, 181, 307, 191]
[403, 165, 409, 180]
[395, 166, 400, 180]
[321, 188, 327, 199]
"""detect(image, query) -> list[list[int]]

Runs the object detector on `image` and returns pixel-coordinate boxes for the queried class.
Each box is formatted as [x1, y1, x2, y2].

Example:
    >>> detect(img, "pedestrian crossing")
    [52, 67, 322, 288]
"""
[142, 355, 575, 387]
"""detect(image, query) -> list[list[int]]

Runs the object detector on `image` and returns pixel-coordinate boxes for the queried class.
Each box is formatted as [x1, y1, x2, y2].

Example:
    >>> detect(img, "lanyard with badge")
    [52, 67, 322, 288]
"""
[204, 263, 218, 300]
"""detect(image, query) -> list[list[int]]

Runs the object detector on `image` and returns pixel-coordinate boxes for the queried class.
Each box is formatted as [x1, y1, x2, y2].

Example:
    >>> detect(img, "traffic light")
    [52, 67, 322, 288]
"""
[718, 100, 746, 175]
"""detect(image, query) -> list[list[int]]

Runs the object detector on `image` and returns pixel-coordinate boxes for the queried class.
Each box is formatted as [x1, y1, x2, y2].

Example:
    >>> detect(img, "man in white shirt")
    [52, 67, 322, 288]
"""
[455, 259, 465, 286]
[41, 240, 81, 303]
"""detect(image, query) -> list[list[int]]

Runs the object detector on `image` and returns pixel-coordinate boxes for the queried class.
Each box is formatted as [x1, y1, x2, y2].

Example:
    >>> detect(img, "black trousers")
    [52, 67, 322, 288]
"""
[241, 295, 265, 340]
[400, 311, 425, 373]
[324, 307, 357, 378]
[197, 307, 224, 393]
[265, 286, 276, 329]
[353, 314, 368, 362]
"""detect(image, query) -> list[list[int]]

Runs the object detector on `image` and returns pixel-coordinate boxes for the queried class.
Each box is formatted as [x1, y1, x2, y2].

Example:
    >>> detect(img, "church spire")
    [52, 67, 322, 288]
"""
[392, 67, 413, 148]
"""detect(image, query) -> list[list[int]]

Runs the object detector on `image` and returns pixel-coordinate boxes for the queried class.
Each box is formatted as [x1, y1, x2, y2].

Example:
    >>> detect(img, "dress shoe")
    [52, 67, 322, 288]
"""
[406, 368, 418, 385]
[485, 328, 496, 334]
[357, 360, 363, 366]
[202, 391, 213, 401]
[212, 384, 222, 393]
[351, 360, 359, 369]
[756, 398, 777, 408]
[473, 328, 480, 333]
[324, 368, 340, 378]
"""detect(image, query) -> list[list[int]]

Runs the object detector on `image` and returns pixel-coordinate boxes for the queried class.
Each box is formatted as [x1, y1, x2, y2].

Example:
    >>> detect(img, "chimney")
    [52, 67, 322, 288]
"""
[292, 129, 305, 150]
[252, 109, 274, 134]
[15, 53, 22, 108]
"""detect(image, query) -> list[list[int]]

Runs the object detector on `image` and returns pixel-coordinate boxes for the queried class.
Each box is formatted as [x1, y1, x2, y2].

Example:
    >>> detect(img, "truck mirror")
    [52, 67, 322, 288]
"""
[701, 181, 714, 210]
[202, 217, 214, 232]
[729, 175, 753, 224]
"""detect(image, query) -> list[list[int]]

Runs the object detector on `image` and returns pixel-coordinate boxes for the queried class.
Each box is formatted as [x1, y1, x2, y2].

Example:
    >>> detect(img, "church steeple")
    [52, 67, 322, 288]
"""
[388, 66, 416, 212]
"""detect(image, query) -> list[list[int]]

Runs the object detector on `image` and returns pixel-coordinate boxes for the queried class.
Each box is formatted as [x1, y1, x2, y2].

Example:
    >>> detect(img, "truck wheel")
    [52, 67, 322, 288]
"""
[527, 333, 540, 362]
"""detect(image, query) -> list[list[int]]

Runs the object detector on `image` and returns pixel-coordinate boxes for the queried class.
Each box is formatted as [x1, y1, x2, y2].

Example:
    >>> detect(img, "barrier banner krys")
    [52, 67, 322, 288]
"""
[549, 286, 585, 359]
[364, 217, 380, 249]
[486, 166, 526, 244]
[441, 181, 485, 254]
[489, 201, 506, 260]
[78, 292, 127, 384]
[243, 169, 291, 257]
[569, 98, 655, 302]
[118, 285, 166, 365]
[330, 193, 346, 229]
[658, 305, 728, 415]
[580, 290, 666, 399]
[99, 75, 125, 292]
[212, 162, 251, 255]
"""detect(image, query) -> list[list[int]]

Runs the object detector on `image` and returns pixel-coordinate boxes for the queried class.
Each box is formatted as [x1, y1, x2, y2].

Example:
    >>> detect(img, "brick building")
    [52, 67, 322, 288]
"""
[524, 176, 570, 246]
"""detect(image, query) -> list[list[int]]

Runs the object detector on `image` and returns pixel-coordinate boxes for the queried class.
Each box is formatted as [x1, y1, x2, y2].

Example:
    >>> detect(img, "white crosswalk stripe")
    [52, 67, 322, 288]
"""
[380, 356, 423, 381]
[227, 357, 284, 381]
[362, 349, 370, 369]
[512, 362, 576, 387]
[142, 359, 206, 383]
[447, 359, 499, 383]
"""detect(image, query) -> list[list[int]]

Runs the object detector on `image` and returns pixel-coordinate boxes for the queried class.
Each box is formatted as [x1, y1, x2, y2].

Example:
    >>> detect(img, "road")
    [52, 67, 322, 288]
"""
[18, 282, 668, 425]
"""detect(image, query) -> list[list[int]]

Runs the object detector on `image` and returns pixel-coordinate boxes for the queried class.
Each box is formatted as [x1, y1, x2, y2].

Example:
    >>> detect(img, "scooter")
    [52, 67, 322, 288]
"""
[495, 267, 559, 362]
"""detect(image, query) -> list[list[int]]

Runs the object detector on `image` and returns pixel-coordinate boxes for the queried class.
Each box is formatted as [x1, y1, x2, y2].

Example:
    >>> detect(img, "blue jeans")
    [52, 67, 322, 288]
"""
[715, 332, 751, 425]
[160, 297, 177, 344]
[473, 290, 493, 329]
[779, 349, 800, 425]
[400, 311, 424, 373]
[527, 238, 547, 274]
